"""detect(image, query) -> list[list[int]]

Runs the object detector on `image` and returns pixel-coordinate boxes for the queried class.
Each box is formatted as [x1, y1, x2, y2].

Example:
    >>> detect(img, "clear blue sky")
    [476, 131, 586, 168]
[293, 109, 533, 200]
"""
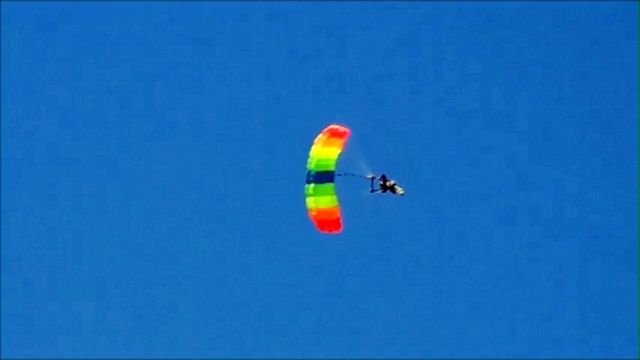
[2, 2, 637, 358]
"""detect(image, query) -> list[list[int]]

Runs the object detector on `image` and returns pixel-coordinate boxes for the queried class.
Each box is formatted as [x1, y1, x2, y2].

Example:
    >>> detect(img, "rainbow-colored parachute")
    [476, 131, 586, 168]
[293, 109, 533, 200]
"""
[305, 124, 351, 234]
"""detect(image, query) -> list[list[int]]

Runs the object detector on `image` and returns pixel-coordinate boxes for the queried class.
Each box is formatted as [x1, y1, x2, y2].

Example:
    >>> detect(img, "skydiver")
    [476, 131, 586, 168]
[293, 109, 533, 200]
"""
[368, 174, 405, 196]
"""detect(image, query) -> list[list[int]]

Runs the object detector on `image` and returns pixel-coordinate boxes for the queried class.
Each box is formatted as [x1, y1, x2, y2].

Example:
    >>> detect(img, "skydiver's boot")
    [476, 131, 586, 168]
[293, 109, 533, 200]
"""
[393, 184, 405, 196]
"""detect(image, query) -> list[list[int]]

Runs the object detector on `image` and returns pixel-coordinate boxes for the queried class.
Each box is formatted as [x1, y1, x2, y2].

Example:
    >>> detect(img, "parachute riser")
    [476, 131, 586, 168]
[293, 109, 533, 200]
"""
[335, 172, 371, 179]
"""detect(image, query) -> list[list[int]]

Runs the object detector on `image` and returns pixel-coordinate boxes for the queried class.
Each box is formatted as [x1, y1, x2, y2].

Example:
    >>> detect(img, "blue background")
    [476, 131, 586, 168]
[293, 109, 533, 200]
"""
[2, 2, 637, 358]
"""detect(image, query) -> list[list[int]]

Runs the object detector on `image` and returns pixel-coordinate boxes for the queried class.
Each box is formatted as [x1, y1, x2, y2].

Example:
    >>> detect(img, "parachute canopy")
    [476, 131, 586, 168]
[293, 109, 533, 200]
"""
[305, 124, 351, 234]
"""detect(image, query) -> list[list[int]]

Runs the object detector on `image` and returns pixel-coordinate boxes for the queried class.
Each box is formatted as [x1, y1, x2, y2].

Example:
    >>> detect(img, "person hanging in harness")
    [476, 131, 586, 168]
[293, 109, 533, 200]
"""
[368, 174, 405, 196]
